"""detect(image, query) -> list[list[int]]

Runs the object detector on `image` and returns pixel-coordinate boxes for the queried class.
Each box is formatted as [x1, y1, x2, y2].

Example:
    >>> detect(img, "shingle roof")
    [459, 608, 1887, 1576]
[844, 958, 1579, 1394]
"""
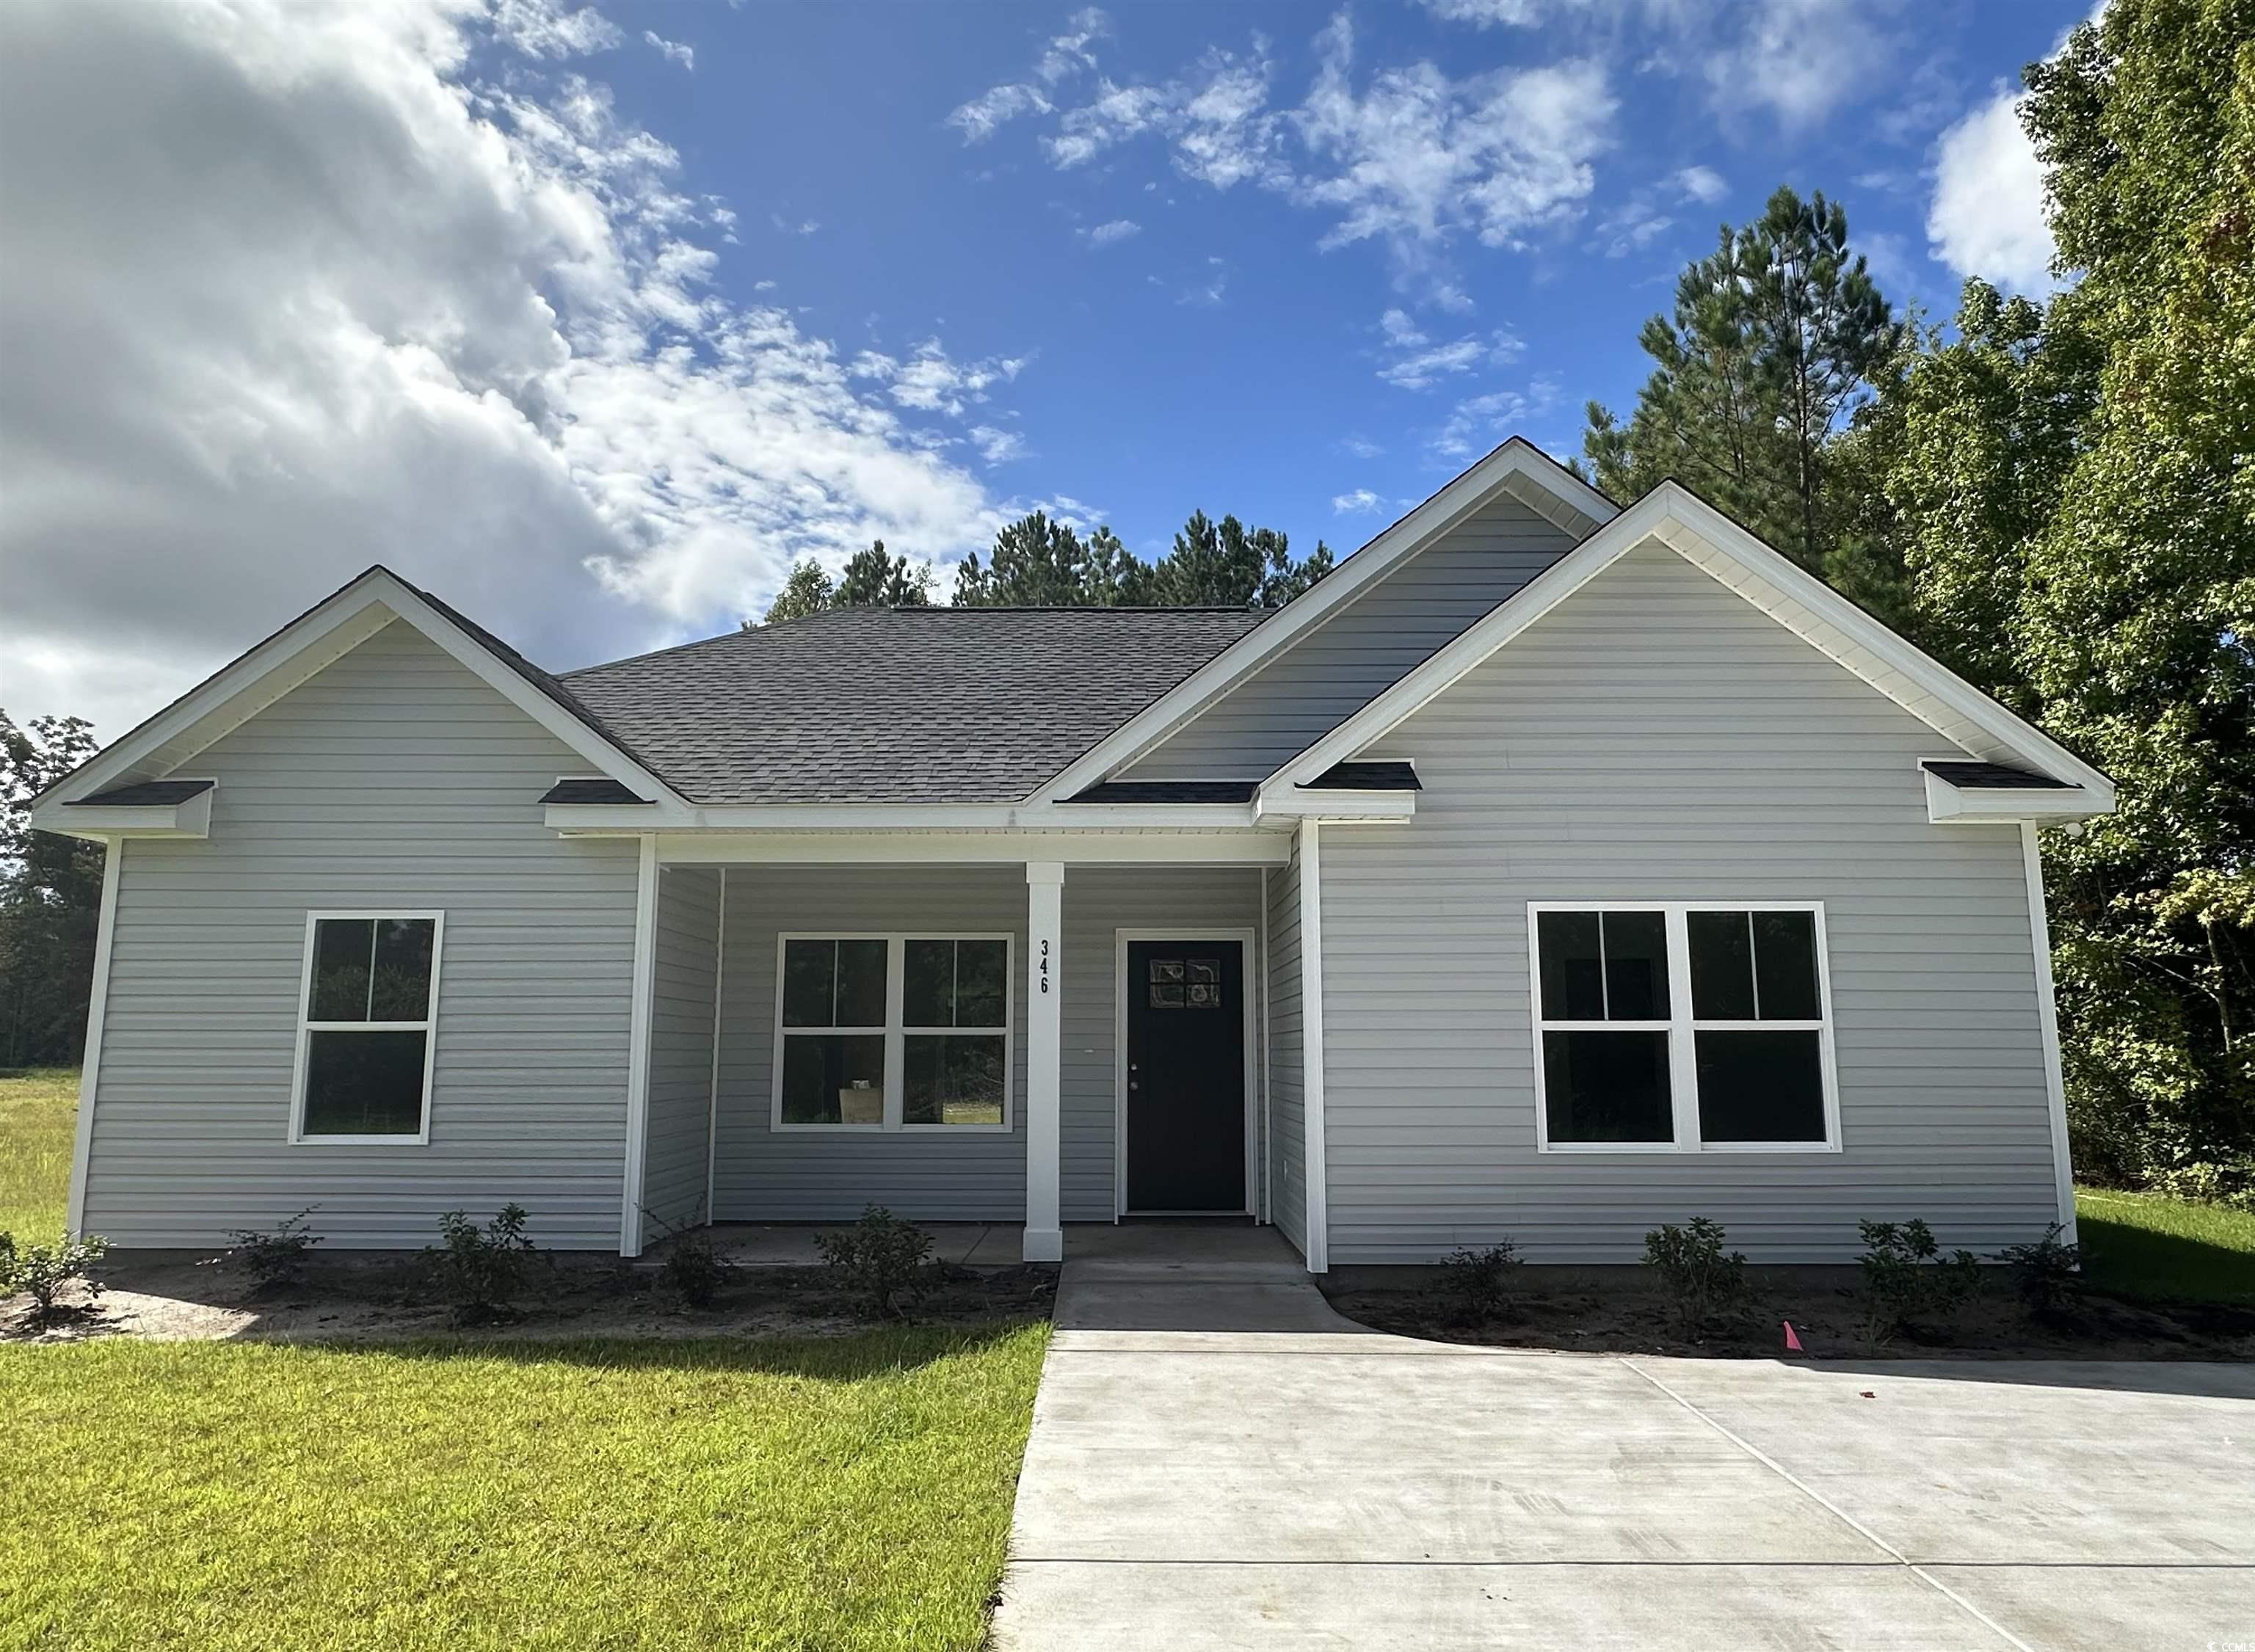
[1070, 779, 1260, 804]
[1300, 760, 1421, 791]
[1922, 760, 2074, 790]
[540, 778, 653, 805]
[561, 606, 1272, 804]
[67, 779, 216, 807]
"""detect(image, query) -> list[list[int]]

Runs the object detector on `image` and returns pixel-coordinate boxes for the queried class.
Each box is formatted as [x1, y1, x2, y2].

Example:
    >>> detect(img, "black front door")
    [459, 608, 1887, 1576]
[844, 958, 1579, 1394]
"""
[1125, 939, 1246, 1212]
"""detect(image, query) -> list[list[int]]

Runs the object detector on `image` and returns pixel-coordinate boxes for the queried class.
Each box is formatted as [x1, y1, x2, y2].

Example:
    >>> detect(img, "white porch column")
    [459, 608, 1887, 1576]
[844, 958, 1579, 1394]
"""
[618, 834, 660, 1258]
[1023, 861, 1065, 1262]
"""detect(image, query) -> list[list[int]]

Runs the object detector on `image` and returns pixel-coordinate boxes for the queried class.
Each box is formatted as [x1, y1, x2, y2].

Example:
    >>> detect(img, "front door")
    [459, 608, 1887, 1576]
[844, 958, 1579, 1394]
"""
[1125, 939, 1246, 1212]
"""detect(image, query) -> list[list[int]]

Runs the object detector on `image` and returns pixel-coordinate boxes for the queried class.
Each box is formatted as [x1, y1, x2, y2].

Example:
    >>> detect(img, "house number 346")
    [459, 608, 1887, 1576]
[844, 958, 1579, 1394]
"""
[1039, 939, 1050, 994]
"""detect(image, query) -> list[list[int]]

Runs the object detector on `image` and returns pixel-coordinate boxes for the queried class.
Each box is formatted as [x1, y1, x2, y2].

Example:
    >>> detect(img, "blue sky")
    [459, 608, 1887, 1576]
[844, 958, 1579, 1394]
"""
[2, 0, 2080, 735]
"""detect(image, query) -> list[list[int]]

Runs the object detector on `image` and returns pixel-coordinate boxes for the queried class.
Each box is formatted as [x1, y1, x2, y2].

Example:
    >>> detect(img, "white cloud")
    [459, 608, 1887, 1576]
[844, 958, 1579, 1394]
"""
[1432, 376, 1561, 461]
[0, 0, 1017, 735]
[1178, 255, 1230, 307]
[1673, 164, 1725, 204]
[1412, 0, 1547, 23]
[1339, 433, 1384, 459]
[1927, 84, 2058, 295]
[1083, 217, 1141, 247]
[1331, 487, 1383, 514]
[1047, 49, 1287, 190]
[1699, 0, 1889, 128]
[948, 82, 1054, 143]
[1376, 310, 1523, 390]
[968, 425, 1026, 464]
[770, 213, 818, 236]
[493, 0, 620, 59]
[851, 341, 1027, 417]
[642, 29, 692, 70]
[947, 8, 1108, 142]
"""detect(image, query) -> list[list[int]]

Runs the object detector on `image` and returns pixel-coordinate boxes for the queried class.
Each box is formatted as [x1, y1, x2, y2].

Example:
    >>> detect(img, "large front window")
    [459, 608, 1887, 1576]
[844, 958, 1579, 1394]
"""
[293, 911, 442, 1142]
[774, 934, 1012, 1131]
[1530, 903, 1836, 1151]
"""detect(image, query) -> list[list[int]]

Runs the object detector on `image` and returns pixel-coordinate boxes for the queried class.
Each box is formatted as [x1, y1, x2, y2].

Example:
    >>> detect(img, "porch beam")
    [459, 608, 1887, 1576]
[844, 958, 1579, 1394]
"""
[1023, 862, 1065, 1263]
[645, 831, 1290, 866]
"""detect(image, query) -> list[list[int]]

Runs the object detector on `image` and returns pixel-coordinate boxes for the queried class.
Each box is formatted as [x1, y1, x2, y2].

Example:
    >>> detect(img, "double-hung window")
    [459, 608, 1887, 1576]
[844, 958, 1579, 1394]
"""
[774, 934, 1012, 1131]
[292, 911, 443, 1142]
[1530, 903, 1837, 1152]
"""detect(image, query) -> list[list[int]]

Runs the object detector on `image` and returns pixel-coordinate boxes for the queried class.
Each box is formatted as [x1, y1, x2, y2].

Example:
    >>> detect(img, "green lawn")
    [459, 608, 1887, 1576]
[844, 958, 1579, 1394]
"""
[2075, 1187, 2255, 1306]
[0, 1067, 76, 1245]
[1, 1069, 1049, 1650]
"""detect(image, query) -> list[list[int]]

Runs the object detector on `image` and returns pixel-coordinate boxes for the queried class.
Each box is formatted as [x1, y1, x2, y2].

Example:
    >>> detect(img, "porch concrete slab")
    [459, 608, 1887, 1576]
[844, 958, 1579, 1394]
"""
[1631, 1356, 2255, 1565]
[992, 1562, 2022, 1652]
[993, 1253, 2255, 1650]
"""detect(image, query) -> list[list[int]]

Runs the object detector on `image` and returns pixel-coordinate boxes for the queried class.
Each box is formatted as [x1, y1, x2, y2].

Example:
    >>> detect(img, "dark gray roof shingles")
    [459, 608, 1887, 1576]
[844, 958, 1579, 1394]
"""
[68, 779, 217, 807]
[561, 607, 1270, 804]
[1922, 760, 2073, 790]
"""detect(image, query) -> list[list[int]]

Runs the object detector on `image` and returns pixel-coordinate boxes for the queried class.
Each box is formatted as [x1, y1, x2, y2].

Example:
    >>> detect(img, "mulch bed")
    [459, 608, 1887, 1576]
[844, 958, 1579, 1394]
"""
[1320, 1273, 2255, 1361]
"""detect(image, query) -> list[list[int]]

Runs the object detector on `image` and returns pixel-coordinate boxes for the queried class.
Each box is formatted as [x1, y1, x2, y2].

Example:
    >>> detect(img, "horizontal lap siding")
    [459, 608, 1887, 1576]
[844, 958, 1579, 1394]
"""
[1266, 850, 1307, 1253]
[642, 866, 719, 1242]
[84, 622, 639, 1250]
[707, 865, 1264, 1223]
[1319, 543, 2059, 1265]
[1123, 498, 1575, 780]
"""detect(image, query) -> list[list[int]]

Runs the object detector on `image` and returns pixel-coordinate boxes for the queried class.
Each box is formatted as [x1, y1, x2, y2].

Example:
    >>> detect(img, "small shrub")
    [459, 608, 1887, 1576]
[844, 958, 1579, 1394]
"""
[1857, 1219, 1982, 1342]
[426, 1204, 536, 1324]
[1997, 1222, 2082, 1319]
[815, 1206, 933, 1318]
[216, 1207, 324, 1291]
[642, 1204, 730, 1309]
[1643, 1217, 1747, 1334]
[1437, 1240, 1522, 1326]
[4, 1232, 109, 1325]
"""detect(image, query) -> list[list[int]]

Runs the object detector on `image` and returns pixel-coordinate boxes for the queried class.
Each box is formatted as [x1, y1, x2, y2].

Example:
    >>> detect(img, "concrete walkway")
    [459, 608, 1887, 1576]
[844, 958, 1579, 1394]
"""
[991, 1234, 2255, 1651]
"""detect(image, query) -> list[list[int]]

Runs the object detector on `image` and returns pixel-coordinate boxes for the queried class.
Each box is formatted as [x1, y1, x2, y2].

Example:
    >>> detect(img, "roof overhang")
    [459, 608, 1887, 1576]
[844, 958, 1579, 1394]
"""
[1922, 763, 2106, 825]
[1259, 481, 2117, 820]
[46, 779, 215, 842]
[28, 567, 693, 841]
[1036, 438, 1615, 803]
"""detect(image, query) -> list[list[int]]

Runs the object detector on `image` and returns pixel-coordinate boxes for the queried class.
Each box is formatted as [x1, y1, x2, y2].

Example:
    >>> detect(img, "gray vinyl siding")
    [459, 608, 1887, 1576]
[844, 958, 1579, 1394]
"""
[81, 622, 639, 1251]
[1123, 497, 1576, 780]
[642, 865, 719, 1242]
[1265, 850, 1307, 1256]
[707, 863, 1263, 1223]
[1317, 542, 2063, 1265]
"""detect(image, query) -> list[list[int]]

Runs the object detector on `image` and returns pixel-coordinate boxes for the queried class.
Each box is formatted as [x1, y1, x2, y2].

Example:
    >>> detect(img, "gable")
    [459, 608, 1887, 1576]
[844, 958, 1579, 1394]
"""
[1113, 493, 1581, 782]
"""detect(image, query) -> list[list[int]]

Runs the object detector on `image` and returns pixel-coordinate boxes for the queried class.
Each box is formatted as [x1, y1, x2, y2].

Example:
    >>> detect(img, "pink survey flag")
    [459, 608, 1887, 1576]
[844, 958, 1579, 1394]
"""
[1782, 1320, 1804, 1353]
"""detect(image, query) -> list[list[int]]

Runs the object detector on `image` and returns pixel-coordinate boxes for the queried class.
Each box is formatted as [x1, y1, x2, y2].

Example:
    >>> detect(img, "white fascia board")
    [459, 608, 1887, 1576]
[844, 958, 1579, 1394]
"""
[36, 567, 693, 817]
[1035, 440, 1617, 804]
[1268, 483, 2116, 803]
[1924, 768, 2110, 824]
[35, 785, 214, 842]
[1252, 790, 1416, 823]
[651, 829, 1291, 865]
[550, 800, 1268, 834]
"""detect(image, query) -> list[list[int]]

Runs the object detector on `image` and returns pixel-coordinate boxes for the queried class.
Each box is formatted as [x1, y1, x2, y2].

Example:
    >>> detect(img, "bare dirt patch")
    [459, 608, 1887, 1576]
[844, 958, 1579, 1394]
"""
[1320, 1270, 2255, 1361]
[2, 1251, 1055, 1347]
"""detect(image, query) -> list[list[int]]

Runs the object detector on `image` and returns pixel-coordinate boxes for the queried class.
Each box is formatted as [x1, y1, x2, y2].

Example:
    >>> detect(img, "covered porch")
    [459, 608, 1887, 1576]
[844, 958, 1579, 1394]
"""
[615, 832, 1302, 1265]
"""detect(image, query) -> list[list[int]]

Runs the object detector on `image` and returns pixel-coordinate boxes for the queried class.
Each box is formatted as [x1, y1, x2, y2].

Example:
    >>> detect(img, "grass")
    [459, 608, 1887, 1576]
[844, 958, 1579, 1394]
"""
[2075, 1186, 2255, 1307]
[0, 1067, 76, 1245]
[1, 1069, 1050, 1649]
[0, 1327, 1048, 1652]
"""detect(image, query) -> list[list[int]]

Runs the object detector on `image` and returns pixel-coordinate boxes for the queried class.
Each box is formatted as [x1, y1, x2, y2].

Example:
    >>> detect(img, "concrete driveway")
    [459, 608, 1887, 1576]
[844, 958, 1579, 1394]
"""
[990, 1231, 2255, 1651]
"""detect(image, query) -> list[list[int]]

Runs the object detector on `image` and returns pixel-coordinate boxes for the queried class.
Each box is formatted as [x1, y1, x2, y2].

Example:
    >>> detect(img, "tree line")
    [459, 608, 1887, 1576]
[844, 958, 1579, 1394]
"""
[2, 0, 2242, 1198]
[1577, 2, 2249, 1198]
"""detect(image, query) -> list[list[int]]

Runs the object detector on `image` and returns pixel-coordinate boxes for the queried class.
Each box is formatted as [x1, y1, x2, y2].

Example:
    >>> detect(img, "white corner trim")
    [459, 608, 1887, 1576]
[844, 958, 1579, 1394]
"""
[1038, 440, 1616, 803]
[2022, 822, 2080, 1243]
[64, 841, 123, 1237]
[620, 834, 661, 1256]
[1258, 869, 1274, 1227]
[1265, 484, 2117, 804]
[1298, 820, 1330, 1273]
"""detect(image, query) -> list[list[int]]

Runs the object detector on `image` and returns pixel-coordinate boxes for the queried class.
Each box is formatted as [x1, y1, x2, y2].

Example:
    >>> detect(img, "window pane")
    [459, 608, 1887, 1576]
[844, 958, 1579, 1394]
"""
[834, 939, 888, 1027]
[782, 940, 835, 1027]
[1752, 911, 1821, 1021]
[302, 1029, 426, 1135]
[1537, 911, 1604, 1021]
[1688, 911, 1756, 1019]
[1542, 1030, 1673, 1143]
[1601, 911, 1668, 1020]
[310, 918, 374, 1022]
[780, 1033, 885, 1124]
[368, 919, 435, 1020]
[904, 939, 953, 1027]
[954, 940, 1007, 1027]
[903, 1035, 1006, 1126]
[1696, 1030, 1826, 1142]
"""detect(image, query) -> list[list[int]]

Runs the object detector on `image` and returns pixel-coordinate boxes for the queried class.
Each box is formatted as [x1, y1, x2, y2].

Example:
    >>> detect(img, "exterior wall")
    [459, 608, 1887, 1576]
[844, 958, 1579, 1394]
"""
[642, 865, 719, 1243]
[708, 863, 1264, 1223]
[80, 622, 640, 1250]
[1265, 850, 1307, 1255]
[1122, 496, 1576, 780]
[1318, 542, 2063, 1265]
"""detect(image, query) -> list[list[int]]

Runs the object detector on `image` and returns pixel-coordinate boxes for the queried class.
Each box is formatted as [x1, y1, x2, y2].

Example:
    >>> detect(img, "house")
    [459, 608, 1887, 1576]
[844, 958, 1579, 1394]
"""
[30, 440, 2113, 1270]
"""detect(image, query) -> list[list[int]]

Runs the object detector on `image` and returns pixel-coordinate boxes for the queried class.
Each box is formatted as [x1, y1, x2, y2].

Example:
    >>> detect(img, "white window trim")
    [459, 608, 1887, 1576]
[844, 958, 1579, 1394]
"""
[288, 909, 445, 1146]
[1526, 900, 1841, 1155]
[769, 931, 1016, 1135]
